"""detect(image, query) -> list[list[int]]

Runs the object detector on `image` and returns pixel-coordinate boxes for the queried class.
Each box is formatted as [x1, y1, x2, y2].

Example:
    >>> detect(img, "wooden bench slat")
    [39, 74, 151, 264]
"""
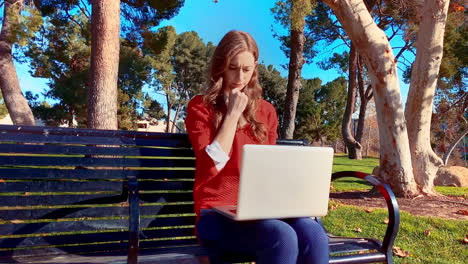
[144, 204, 195, 215]
[1, 216, 196, 235]
[1, 180, 193, 193]
[0, 228, 194, 252]
[0, 204, 195, 221]
[0, 206, 129, 221]
[140, 215, 196, 229]
[0, 156, 195, 168]
[1, 181, 124, 193]
[139, 244, 208, 257]
[0, 168, 195, 180]
[0, 220, 129, 237]
[139, 238, 200, 251]
[0, 192, 193, 206]
[0, 133, 191, 148]
[0, 144, 194, 157]
[0, 193, 123, 206]
[0, 239, 127, 257]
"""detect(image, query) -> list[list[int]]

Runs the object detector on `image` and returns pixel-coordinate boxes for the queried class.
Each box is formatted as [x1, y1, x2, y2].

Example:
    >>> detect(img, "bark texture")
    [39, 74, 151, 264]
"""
[0, 0, 35, 125]
[356, 57, 373, 146]
[342, 44, 362, 159]
[88, 0, 120, 130]
[280, 0, 310, 139]
[324, 0, 418, 197]
[281, 28, 305, 139]
[405, 0, 449, 194]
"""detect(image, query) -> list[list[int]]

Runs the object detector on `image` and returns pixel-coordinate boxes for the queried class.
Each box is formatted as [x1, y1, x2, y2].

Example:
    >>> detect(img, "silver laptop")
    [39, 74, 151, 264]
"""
[213, 144, 334, 221]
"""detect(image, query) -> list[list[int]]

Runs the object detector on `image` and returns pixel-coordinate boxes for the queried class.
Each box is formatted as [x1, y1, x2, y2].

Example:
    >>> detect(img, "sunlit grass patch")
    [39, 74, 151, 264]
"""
[323, 201, 468, 264]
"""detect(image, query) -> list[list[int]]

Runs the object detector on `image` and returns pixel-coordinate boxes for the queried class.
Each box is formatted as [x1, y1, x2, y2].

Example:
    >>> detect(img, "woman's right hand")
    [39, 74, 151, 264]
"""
[225, 88, 248, 118]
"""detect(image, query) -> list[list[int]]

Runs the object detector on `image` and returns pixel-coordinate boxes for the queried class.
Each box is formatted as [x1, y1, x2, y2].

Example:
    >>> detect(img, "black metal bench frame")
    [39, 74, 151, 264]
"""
[0, 125, 399, 264]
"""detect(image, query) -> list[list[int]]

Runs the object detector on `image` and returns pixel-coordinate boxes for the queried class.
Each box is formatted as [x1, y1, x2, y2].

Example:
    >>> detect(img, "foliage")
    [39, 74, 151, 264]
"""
[117, 45, 154, 130]
[258, 63, 287, 125]
[21, 10, 164, 129]
[12, 0, 182, 129]
[270, 0, 316, 62]
[23, 11, 90, 126]
[6, 3, 43, 47]
[33, 0, 184, 41]
[143, 26, 212, 130]
[295, 77, 346, 143]
[142, 94, 165, 121]
[171, 31, 212, 119]
[324, 202, 468, 264]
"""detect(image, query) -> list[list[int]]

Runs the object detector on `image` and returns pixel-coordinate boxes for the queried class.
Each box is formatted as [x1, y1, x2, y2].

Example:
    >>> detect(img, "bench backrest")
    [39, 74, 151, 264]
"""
[0, 125, 198, 259]
[0, 125, 307, 260]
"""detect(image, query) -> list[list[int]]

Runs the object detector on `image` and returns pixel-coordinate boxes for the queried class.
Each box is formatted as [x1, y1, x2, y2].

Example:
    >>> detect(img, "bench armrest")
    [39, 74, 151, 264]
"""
[331, 171, 400, 256]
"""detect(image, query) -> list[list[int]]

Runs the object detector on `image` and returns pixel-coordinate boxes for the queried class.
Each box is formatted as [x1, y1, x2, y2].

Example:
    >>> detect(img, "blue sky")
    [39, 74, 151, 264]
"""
[12, 0, 410, 107]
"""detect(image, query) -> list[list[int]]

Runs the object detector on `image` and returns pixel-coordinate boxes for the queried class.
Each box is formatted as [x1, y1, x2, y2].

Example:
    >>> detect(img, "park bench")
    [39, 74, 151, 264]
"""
[0, 124, 399, 264]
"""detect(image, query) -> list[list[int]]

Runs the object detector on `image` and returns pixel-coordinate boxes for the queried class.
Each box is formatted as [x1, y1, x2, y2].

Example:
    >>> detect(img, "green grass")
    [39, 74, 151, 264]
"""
[331, 155, 468, 197]
[323, 201, 468, 264]
[329, 156, 468, 263]
[332, 155, 379, 174]
[435, 186, 468, 198]
[331, 155, 378, 192]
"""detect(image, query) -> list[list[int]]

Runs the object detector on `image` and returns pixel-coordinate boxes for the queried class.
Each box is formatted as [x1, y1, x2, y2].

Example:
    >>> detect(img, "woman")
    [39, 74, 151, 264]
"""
[185, 30, 329, 264]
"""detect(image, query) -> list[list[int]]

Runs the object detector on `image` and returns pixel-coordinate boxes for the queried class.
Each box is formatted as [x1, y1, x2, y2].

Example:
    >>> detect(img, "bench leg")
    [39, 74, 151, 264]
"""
[127, 176, 140, 264]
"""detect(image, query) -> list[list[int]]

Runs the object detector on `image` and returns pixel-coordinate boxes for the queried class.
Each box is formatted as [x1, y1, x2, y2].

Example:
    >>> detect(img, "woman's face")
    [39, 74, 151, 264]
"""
[223, 51, 257, 92]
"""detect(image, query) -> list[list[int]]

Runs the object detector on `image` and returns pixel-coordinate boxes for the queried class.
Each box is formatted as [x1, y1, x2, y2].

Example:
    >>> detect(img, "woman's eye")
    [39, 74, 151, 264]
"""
[243, 68, 250, 72]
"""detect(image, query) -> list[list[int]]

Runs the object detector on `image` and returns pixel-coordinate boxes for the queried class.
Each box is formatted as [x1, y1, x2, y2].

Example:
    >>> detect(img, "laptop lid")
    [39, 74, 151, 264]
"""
[235, 144, 334, 220]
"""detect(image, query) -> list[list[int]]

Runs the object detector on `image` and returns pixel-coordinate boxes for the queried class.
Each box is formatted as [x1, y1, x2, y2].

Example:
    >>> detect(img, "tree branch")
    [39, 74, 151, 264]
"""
[65, 9, 85, 32]
[79, 0, 90, 18]
[394, 40, 412, 62]
[442, 128, 468, 165]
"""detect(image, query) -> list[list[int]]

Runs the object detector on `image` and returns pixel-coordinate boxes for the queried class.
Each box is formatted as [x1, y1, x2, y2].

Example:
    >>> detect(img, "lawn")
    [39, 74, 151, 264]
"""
[323, 201, 468, 264]
[330, 156, 468, 263]
[331, 155, 468, 197]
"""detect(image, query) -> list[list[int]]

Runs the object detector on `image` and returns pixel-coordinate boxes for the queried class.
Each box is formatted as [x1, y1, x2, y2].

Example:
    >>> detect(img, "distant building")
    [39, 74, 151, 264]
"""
[136, 120, 181, 133]
[0, 114, 182, 133]
[0, 114, 46, 126]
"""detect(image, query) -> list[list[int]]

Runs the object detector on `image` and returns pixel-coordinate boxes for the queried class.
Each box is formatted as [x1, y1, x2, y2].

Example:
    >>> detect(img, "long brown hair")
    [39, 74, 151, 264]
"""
[203, 30, 267, 142]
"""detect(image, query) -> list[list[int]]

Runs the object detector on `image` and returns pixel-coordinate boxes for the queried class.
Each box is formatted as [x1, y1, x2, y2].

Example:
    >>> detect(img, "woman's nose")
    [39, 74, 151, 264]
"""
[234, 70, 243, 82]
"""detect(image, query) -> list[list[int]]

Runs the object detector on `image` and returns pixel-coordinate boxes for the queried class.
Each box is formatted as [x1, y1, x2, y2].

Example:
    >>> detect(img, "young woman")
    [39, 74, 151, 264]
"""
[185, 30, 329, 264]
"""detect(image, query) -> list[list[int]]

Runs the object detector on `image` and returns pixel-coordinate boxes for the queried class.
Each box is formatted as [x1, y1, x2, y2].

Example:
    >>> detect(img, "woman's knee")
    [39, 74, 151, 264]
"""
[256, 219, 299, 249]
[290, 218, 328, 238]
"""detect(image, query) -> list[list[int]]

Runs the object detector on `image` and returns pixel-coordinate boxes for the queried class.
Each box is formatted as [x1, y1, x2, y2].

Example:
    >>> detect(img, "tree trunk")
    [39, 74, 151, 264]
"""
[324, 0, 418, 197]
[0, 0, 35, 126]
[165, 93, 171, 133]
[356, 58, 373, 145]
[88, 0, 120, 130]
[342, 44, 362, 159]
[405, 0, 449, 194]
[281, 28, 305, 139]
[171, 103, 182, 133]
[280, 0, 309, 139]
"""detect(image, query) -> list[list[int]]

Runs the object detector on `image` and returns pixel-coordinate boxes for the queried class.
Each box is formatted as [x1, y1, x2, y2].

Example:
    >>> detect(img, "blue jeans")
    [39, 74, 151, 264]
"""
[196, 209, 329, 264]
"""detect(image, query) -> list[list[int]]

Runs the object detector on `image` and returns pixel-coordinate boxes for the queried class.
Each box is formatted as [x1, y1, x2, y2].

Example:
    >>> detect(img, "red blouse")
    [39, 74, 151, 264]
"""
[185, 95, 279, 216]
